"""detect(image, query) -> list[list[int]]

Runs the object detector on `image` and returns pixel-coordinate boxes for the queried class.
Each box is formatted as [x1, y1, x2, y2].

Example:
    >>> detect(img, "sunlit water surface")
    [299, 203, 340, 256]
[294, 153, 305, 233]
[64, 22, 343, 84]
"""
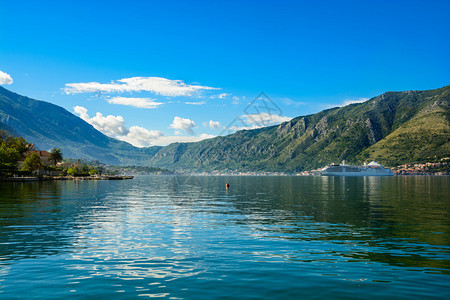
[0, 176, 449, 299]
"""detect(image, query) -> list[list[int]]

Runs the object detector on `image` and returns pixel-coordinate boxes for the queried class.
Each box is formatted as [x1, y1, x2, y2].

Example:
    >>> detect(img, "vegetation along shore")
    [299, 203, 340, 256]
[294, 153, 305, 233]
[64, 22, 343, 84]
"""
[0, 130, 173, 181]
[1, 129, 447, 182]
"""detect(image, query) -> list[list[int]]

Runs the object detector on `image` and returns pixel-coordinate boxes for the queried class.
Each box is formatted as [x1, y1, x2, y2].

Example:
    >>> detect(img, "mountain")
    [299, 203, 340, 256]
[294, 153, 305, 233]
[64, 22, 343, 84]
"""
[146, 85, 449, 172]
[1, 85, 448, 171]
[0, 87, 161, 165]
[358, 88, 450, 165]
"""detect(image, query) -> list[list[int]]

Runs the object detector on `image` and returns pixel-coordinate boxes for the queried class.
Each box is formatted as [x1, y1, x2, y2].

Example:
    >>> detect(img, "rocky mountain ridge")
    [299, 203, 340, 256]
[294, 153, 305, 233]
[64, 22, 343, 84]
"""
[1, 85, 448, 171]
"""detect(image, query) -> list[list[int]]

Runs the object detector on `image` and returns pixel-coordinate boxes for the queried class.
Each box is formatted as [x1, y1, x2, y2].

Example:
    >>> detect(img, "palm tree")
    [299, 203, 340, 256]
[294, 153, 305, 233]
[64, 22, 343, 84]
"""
[49, 148, 63, 166]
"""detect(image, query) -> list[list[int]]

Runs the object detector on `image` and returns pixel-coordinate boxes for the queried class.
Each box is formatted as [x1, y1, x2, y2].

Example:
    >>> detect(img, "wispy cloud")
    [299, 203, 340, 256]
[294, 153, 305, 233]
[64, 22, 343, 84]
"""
[184, 101, 206, 105]
[155, 134, 216, 145]
[232, 96, 241, 104]
[282, 97, 306, 107]
[242, 112, 292, 127]
[222, 113, 292, 134]
[65, 76, 219, 97]
[227, 123, 262, 132]
[107, 96, 163, 108]
[170, 116, 196, 135]
[341, 97, 369, 106]
[0, 70, 13, 85]
[324, 97, 369, 109]
[210, 93, 231, 99]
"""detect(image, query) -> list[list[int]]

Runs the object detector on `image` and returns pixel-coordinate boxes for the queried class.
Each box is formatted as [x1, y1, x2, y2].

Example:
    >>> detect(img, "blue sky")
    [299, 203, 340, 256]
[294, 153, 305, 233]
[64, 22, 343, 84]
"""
[1, 0, 449, 146]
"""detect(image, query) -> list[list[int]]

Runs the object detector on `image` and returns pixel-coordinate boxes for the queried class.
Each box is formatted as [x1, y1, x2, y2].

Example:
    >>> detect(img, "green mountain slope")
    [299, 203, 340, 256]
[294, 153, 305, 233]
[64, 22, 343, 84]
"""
[1, 85, 448, 171]
[359, 90, 449, 165]
[0, 87, 161, 165]
[148, 85, 450, 172]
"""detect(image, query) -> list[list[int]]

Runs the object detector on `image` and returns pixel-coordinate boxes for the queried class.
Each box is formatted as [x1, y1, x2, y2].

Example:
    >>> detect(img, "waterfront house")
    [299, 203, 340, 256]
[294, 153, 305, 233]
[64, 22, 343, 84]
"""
[17, 150, 55, 175]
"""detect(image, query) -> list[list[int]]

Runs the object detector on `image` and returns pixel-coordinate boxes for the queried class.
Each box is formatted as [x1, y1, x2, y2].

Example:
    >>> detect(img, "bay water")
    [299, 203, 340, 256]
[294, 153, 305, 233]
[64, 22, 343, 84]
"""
[0, 175, 449, 299]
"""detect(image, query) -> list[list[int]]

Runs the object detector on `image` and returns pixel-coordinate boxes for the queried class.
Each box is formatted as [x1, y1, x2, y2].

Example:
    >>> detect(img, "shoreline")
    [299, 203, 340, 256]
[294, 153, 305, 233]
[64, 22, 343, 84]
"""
[2, 173, 448, 182]
[0, 175, 134, 182]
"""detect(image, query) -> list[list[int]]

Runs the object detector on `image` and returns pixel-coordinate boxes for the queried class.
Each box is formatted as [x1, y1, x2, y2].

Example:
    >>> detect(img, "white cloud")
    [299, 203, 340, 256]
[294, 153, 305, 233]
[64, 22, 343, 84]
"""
[184, 101, 206, 105]
[74, 106, 129, 136]
[170, 116, 196, 135]
[65, 76, 219, 97]
[229, 124, 263, 131]
[282, 97, 306, 107]
[107, 96, 163, 109]
[232, 96, 240, 104]
[242, 112, 292, 126]
[73, 107, 216, 146]
[342, 98, 369, 106]
[210, 93, 231, 99]
[203, 120, 222, 130]
[155, 134, 216, 145]
[221, 113, 291, 134]
[121, 126, 164, 147]
[325, 97, 369, 109]
[73, 106, 163, 147]
[0, 71, 13, 85]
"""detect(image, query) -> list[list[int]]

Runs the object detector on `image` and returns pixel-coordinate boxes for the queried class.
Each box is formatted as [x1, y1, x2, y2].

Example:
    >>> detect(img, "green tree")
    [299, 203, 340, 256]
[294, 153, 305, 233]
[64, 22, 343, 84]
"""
[0, 130, 10, 143]
[0, 145, 20, 176]
[0, 131, 32, 176]
[0, 131, 32, 155]
[67, 167, 78, 176]
[89, 167, 99, 175]
[0, 144, 20, 165]
[88, 166, 104, 175]
[20, 153, 43, 173]
[49, 148, 63, 166]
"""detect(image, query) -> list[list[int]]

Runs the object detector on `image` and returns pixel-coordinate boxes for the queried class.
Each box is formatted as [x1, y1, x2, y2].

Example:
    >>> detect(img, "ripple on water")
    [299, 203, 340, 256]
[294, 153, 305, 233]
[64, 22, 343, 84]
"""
[0, 176, 449, 299]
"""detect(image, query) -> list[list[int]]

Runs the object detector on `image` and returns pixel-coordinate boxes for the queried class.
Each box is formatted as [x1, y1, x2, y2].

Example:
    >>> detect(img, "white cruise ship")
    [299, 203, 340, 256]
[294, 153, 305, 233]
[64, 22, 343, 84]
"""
[317, 161, 393, 176]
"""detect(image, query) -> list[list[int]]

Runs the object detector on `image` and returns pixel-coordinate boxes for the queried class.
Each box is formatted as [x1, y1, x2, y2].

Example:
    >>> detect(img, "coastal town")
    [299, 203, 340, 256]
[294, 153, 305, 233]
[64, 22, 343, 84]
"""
[1, 131, 448, 181]
[391, 158, 449, 175]
[173, 159, 450, 176]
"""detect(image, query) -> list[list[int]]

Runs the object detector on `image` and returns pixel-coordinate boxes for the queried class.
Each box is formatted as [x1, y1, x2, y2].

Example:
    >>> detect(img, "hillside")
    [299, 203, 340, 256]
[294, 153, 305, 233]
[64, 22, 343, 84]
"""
[358, 88, 449, 165]
[147, 86, 449, 172]
[1, 85, 448, 172]
[0, 87, 161, 165]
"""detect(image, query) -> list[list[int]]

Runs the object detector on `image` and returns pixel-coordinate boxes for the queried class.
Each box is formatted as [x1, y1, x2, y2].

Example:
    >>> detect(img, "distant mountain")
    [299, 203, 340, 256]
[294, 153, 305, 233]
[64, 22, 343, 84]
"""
[0, 87, 161, 165]
[1, 85, 448, 171]
[147, 86, 449, 172]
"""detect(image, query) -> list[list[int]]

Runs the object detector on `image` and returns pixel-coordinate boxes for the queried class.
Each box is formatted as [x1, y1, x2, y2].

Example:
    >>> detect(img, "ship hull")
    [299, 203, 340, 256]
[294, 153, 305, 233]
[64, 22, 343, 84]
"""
[320, 172, 393, 176]
[318, 162, 394, 176]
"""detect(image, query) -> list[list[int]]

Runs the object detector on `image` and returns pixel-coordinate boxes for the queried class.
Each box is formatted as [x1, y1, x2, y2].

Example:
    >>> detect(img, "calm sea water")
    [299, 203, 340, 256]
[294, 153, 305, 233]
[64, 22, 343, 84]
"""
[0, 176, 449, 299]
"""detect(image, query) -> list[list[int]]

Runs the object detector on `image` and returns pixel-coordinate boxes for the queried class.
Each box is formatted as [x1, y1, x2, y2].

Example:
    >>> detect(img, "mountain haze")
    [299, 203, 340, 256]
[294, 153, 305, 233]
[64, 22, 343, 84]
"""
[0, 85, 448, 171]
[0, 87, 161, 165]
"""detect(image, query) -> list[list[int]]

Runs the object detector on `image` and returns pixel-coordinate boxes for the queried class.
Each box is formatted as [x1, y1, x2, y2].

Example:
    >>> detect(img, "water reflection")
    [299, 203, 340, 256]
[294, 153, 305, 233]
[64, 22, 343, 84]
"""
[217, 176, 449, 271]
[0, 182, 69, 261]
[155, 175, 450, 275]
[0, 176, 449, 298]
